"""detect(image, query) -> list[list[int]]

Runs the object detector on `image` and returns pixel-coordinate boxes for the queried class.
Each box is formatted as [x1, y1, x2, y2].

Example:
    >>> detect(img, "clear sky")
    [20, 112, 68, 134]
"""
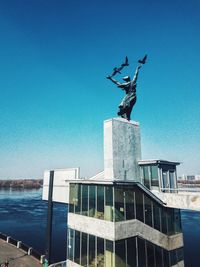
[0, 0, 200, 179]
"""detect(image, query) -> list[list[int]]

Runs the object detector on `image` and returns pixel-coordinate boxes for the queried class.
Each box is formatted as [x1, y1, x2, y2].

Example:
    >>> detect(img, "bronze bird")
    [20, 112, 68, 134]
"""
[138, 54, 147, 64]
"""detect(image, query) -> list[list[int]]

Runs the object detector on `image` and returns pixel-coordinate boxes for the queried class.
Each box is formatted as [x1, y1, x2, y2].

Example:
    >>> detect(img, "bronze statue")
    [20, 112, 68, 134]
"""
[107, 55, 147, 121]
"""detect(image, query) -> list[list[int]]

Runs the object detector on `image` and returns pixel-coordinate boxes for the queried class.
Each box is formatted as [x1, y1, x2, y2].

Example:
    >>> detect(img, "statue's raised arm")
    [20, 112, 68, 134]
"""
[106, 55, 146, 121]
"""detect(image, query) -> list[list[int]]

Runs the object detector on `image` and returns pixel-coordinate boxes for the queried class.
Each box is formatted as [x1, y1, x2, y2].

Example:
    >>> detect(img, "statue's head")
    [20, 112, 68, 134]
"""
[123, 76, 131, 82]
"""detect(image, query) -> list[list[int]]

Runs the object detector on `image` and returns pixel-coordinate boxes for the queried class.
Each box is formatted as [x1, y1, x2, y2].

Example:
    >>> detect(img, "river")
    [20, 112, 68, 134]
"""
[0, 189, 200, 266]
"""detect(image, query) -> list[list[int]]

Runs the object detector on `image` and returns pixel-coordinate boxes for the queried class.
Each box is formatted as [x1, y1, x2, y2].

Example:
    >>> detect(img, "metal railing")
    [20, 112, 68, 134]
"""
[49, 260, 67, 267]
[0, 232, 45, 264]
[160, 187, 200, 193]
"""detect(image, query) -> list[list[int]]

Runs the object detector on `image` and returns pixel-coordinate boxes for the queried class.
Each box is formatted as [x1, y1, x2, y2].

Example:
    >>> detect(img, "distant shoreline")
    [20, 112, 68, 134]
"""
[0, 179, 43, 189]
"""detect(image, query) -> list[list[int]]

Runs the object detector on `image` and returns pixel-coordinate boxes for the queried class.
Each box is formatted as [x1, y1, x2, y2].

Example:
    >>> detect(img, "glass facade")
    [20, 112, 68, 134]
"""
[140, 163, 178, 192]
[69, 183, 182, 236]
[68, 229, 184, 267]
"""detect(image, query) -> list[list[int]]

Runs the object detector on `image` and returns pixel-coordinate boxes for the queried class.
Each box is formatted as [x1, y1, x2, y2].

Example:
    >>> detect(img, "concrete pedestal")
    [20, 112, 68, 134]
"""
[104, 118, 141, 181]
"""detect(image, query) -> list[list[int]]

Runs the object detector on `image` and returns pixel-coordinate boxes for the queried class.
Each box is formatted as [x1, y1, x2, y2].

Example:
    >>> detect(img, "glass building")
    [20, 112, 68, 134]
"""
[138, 160, 180, 193]
[67, 181, 184, 267]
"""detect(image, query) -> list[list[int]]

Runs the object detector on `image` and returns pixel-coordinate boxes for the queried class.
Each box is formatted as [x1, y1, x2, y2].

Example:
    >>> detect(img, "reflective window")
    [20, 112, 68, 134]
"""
[75, 185, 81, 214]
[169, 171, 175, 190]
[68, 228, 74, 261]
[114, 188, 125, 222]
[146, 241, 155, 267]
[170, 250, 177, 266]
[105, 186, 113, 221]
[135, 188, 144, 222]
[144, 195, 153, 227]
[105, 240, 114, 267]
[150, 165, 159, 187]
[125, 190, 135, 220]
[69, 184, 76, 213]
[82, 185, 88, 216]
[177, 247, 184, 262]
[143, 166, 150, 189]
[166, 208, 174, 235]
[96, 186, 104, 220]
[127, 237, 137, 267]
[137, 237, 147, 267]
[74, 230, 80, 265]
[89, 235, 96, 267]
[89, 186, 96, 217]
[163, 250, 170, 267]
[161, 208, 168, 234]
[81, 232, 88, 266]
[115, 239, 126, 267]
[97, 237, 104, 267]
[155, 246, 163, 267]
[153, 203, 161, 231]
[174, 209, 182, 233]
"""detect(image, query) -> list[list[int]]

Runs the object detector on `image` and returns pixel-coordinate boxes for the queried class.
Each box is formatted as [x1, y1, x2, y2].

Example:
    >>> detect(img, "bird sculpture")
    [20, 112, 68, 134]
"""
[138, 54, 147, 64]
[108, 56, 129, 78]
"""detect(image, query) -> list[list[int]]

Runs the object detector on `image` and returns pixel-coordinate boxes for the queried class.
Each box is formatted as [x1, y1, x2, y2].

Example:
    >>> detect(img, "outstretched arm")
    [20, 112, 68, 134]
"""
[132, 65, 141, 83]
[107, 76, 122, 87]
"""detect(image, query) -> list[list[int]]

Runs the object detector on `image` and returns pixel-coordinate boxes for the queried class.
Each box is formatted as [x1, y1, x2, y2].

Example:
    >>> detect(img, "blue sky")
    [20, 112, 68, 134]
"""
[0, 0, 200, 178]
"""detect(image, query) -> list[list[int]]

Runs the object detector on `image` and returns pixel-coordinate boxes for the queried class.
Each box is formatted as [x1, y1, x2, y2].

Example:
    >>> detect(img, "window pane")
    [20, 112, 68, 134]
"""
[69, 184, 75, 213]
[105, 240, 114, 267]
[115, 240, 126, 267]
[82, 185, 88, 216]
[74, 230, 80, 264]
[151, 166, 159, 187]
[177, 247, 184, 262]
[105, 186, 113, 221]
[146, 241, 155, 267]
[125, 190, 135, 220]
[81, 232, 88, 267]
[155, 246, 163, 267]
[97, 237, 104, 267]
[95, 186, 104, 220]
[137, 237, 147, 267]
[174, 209, 182, 233]
[114, 188, 125, 222]
[89, 186, 96, 217]
[161, 208, 168, 234]
[75, 184, 81, 214]
[135, 188, 144, 222]
[89, 235, 96, 267]
[68, 228, 74, 261]
[143, 166, 150, 189]
[169, 171, 175, 190]
[144, 195, 152, 227]
[167, 208, 174, 235]
[153, 203, 161, 231]
[163, 250, 170, 267]
[170, 250, 177, 266]
[127, 237, 137, 267]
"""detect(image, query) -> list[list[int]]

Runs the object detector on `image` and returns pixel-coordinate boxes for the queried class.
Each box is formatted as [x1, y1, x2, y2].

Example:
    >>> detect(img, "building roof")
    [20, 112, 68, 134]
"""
[138, 159, 180, 166]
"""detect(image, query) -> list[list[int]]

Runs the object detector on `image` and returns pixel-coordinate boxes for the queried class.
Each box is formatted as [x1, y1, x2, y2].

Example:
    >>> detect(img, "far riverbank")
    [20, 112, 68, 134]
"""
[0, 179, 43, 189]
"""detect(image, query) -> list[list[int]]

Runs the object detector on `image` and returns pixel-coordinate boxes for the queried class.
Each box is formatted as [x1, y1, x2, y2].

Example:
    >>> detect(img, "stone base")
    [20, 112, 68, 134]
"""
[104, 118, 141, 181]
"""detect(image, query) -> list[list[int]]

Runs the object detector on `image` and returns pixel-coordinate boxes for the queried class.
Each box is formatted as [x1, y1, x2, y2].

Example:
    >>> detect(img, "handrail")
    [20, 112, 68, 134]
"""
[0, 232, 45, 263]
[49, 260, 67, 267]
[160, 187, 200, 193]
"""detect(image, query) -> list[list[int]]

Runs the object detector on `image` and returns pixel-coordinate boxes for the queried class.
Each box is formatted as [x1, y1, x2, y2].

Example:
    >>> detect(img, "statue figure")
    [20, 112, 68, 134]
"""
[107, 55, 147, 121]
[107, 65, 142, 121]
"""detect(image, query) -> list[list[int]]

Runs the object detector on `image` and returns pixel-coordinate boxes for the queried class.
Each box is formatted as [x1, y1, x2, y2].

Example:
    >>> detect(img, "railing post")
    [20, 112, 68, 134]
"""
[40, 255, 46, 264]
[6, 236, 10, 243]
[17, 241, 22, 248]
[28, 247, 32, 255]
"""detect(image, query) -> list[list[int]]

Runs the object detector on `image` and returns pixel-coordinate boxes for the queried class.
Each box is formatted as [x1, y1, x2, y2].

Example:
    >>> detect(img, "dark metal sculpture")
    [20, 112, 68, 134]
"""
[107, 55, 147, 121]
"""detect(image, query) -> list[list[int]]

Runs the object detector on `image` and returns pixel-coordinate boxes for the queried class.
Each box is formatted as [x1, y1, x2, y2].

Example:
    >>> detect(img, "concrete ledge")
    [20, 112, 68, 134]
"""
[68, 213, 183, 250]
[153, 192, 200, 211]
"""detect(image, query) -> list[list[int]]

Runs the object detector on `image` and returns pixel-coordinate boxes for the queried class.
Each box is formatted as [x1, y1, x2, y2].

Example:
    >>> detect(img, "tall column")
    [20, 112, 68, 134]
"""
[104, 118, 141, 181]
